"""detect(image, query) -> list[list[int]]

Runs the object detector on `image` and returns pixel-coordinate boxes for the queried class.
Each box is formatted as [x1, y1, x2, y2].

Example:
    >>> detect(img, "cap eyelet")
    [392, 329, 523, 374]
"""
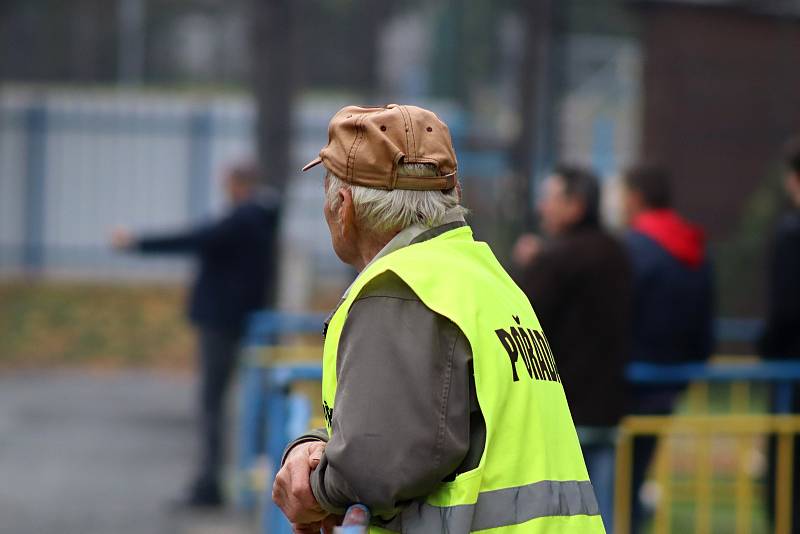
[426, 126, 433, 132]
[380, 125, 387, 131]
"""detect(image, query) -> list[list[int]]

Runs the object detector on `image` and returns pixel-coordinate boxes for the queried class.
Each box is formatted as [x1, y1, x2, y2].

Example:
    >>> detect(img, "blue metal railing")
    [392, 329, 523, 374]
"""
[259, 363, 324, 534]
[236, 310, 326, 514]
[627, 361, 800, 413]
[630, 318, 798, 411]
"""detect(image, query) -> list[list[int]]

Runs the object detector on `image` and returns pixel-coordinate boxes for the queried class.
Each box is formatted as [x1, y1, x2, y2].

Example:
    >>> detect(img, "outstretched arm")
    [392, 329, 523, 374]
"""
[111, 208, 248, 256]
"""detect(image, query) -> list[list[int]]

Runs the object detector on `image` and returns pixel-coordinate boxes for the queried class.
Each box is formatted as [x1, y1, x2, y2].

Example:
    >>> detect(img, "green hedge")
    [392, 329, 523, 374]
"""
[0, 281, 193, 368]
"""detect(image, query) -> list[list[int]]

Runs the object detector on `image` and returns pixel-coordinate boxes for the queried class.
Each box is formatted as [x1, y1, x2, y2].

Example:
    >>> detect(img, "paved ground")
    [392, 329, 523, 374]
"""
[0, 370, 256, 534]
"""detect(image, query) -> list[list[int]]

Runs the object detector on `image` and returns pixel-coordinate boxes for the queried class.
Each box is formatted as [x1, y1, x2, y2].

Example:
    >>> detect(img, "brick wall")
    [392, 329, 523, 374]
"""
[637, 4, 800, 237]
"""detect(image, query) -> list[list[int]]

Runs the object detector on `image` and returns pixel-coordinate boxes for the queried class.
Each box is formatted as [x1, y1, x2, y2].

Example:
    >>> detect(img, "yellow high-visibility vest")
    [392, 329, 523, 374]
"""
[322, 226, 605, 533]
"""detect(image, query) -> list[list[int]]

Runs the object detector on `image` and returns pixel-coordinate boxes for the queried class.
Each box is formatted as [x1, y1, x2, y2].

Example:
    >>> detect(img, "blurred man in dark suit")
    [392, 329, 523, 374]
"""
[112, 163, 279, 507]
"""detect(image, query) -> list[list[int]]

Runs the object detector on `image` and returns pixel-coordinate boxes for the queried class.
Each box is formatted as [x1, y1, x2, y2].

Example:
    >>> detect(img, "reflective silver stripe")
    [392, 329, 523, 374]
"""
[381, 480, 599, 533]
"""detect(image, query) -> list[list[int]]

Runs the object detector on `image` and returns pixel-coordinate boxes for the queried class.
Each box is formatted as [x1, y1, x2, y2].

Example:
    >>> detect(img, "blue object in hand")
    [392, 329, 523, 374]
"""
[334, 504, 370, 533]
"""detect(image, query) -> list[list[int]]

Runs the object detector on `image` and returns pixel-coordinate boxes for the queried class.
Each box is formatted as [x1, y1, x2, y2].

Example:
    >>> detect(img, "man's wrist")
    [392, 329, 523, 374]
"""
[281, 434, 327, 466]
[309, 457, 347, 516]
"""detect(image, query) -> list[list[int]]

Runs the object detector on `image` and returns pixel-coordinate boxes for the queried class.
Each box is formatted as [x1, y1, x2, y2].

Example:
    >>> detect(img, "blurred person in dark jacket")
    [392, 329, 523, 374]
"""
[760, 138, 800, 359]
[111, 163, 279, 507]
[513, 164, 632, 532]
[621, 164, 714, 532]
[760, 138, 800, 533]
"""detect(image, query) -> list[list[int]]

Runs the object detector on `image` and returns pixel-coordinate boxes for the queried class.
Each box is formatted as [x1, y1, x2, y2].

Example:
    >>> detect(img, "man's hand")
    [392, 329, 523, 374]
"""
[512, 233, 543, 268]
[110, 227, 135, 250]
[273, 440, 328, 527]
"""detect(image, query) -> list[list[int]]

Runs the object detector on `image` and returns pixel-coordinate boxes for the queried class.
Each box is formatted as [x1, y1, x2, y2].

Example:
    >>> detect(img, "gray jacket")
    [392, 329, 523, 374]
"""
[284, 221, 485, 521]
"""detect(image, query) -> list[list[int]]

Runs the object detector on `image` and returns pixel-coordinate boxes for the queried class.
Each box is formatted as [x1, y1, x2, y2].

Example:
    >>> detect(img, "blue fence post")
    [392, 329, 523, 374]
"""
[236, 314, 278, 511]
[23, 103, 47, 273]
[286, 394, 313, 441]
[187, 110, 213, 220]
[263, 371, 291, 534]
[237, 352, 266, 511]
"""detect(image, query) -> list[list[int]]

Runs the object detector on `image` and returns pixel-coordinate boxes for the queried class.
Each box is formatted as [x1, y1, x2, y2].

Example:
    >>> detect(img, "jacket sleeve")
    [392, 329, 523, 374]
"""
[697, 260, 716, 360]
[281, 428, 329, 465]
[515, 245, 564, 331]
[134, 209, 245, 255]
[310, 276, 472, 519]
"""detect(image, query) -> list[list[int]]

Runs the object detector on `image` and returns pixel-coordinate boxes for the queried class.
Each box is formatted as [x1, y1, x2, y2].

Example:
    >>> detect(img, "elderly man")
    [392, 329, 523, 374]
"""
[272, 104, 604, 533]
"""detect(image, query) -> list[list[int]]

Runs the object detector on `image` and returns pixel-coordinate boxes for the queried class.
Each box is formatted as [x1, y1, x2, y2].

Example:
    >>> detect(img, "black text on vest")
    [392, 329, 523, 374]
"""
[323, 401, 333, 428]
[495, 316, 561, 383]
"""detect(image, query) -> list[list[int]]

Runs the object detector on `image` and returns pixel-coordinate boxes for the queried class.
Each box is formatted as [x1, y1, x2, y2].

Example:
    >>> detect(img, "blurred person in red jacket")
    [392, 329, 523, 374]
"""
[621, 164, 715, 532]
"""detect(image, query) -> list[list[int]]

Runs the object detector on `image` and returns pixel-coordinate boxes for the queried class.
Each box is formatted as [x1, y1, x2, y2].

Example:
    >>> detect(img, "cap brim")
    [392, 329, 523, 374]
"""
[301, 156, 323, 172]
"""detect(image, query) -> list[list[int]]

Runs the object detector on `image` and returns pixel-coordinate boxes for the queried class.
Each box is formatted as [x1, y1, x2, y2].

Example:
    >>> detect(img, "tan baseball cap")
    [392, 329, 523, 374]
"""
[301, 104, 458, 191]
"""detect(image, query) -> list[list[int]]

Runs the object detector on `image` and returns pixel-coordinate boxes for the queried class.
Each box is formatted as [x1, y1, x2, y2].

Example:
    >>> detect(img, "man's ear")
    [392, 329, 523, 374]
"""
[567, 197, 587, 225]
[338, 187, 356, 237]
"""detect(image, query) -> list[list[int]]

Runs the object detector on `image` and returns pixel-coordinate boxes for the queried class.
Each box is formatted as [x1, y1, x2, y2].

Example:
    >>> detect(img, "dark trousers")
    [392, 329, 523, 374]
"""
[582, 441, 616, 532]
[194, 326, 242, 492]
[630, 386, 683, 534]
[766, 385, 800, 534]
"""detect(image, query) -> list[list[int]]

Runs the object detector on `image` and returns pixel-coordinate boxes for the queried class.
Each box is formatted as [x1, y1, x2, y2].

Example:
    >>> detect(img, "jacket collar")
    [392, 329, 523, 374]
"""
[324, 210, 467, 333]
[322, 209, 467, 337]
[356, 209, 466, 281]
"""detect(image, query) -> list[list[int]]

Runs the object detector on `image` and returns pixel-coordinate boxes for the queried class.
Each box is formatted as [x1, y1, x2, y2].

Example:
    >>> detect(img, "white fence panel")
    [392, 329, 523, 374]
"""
[0, 89, 267, 280]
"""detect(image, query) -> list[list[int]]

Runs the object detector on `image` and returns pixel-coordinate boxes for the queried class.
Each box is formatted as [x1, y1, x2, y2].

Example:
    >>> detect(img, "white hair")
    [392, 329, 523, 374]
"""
[325, 163, 467, 233]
